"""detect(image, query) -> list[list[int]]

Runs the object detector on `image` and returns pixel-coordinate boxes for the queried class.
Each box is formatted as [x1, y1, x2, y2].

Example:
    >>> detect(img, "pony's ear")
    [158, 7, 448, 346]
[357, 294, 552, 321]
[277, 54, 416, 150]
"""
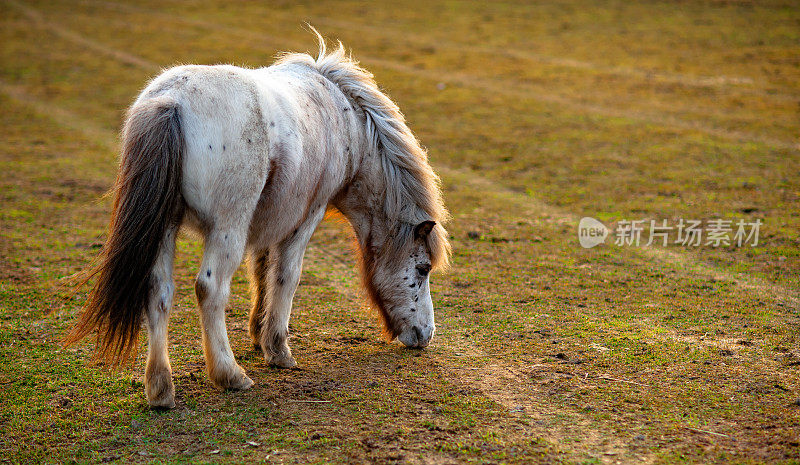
[414, 220, 436, 239]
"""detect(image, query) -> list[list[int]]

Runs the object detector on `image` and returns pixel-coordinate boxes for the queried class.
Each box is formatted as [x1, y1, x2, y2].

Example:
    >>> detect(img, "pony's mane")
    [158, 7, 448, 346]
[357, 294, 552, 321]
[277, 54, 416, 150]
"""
[276, 30, 451, 270]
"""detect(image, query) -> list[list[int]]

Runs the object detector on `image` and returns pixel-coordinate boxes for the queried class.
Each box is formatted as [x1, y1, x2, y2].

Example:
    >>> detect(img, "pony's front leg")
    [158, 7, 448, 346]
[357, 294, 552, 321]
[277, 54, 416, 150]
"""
[260, 209, 325, 367]
[145, 227, 178, 408]
[247, 248, 269, 348]
[196, 229, 254, 390]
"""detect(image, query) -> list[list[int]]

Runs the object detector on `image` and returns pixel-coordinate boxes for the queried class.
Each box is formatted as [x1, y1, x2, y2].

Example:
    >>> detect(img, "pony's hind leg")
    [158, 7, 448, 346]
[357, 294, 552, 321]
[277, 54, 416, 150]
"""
[145, 227, 178, 408]
[260, 209, 325, 368]
[195, 228, 254, 390]
[247, 248, 269, 348]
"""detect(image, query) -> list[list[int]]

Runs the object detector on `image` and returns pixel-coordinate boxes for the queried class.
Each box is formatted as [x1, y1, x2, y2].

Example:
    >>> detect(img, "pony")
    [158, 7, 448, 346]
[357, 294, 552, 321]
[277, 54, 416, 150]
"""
[65, 31, 450, 408]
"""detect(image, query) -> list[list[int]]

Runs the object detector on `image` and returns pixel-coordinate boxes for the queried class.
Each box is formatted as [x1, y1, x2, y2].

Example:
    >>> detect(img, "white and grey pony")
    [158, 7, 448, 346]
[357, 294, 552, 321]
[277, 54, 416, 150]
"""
[66, 32, 450, 408]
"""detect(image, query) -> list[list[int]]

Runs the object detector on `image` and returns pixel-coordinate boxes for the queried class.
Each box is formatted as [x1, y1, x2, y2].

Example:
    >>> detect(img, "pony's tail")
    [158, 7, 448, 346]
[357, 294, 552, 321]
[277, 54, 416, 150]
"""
[64, 96, 185, 367]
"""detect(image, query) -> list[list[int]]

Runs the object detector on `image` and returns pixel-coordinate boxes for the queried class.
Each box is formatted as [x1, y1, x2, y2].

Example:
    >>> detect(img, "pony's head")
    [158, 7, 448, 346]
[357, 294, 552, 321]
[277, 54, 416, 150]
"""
[359, 218, 450, 348]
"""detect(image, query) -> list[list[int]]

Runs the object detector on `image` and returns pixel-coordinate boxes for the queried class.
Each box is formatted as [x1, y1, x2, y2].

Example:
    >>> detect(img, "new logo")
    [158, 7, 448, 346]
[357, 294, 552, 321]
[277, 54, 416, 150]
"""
[578, 217, 608, 248]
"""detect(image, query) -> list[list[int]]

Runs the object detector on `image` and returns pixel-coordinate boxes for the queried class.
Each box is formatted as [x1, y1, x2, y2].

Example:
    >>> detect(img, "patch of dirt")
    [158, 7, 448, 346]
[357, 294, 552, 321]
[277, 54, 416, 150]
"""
[0, 258, 36, 285]
[440, 354, 655, 464]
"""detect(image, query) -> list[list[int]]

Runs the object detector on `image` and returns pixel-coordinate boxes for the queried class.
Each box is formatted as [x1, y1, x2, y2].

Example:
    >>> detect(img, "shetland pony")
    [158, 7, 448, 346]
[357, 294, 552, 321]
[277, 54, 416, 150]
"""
[65, 32, 450, 408]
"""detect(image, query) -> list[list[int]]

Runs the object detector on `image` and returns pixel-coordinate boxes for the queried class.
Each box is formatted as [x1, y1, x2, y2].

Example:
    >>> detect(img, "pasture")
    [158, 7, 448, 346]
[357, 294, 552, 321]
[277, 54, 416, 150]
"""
[1, 0, 798, 463]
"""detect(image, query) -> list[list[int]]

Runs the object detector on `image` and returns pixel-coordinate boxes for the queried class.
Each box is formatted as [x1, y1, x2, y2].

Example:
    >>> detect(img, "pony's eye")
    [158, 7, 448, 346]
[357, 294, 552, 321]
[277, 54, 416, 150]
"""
[416, 263, 432, 277]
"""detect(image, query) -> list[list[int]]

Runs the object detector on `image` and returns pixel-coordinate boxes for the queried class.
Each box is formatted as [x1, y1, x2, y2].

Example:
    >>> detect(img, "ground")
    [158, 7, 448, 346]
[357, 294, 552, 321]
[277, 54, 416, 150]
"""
[0, 0, 799, 463]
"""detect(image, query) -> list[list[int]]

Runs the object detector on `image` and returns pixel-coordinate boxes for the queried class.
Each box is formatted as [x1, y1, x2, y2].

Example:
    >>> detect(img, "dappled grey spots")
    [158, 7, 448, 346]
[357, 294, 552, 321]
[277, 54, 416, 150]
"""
[145, 73, 189, 97]
[194, 278, 209, 303]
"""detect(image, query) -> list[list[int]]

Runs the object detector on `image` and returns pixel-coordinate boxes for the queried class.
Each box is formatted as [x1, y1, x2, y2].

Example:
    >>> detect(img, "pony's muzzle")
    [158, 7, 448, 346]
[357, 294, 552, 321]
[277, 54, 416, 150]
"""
[398, 325, 434, 349]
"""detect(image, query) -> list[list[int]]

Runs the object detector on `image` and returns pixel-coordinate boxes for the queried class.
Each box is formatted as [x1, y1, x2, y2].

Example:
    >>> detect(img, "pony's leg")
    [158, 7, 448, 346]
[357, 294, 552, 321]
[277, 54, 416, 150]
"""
[260, 209, 325, 367]
[247, 248, 269, 348]
[144, 226, 178, 408]
[195, 228, 254, 390]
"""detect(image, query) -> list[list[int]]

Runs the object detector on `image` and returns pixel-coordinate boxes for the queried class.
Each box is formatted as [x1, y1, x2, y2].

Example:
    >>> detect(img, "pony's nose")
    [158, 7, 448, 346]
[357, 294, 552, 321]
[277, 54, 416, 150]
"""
[413, 325, 423, 345]
[398, 325, 434, 348]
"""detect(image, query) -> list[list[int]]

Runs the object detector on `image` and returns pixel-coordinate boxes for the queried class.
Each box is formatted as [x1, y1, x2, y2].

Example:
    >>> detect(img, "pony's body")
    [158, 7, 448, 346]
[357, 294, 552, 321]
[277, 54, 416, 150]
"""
[67, 36, 450, 408]
[155, 63, 363, 247]
[145, 62, 366, 393]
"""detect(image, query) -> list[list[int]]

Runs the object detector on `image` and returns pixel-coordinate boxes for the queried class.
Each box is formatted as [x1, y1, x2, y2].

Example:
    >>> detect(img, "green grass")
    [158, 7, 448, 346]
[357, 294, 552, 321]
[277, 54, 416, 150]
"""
[1, 0, 799, 463]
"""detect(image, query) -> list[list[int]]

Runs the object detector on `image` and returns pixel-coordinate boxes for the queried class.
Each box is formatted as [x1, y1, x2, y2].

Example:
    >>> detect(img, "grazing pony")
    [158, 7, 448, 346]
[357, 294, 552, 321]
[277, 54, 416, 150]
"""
[65, 32, 450, 408]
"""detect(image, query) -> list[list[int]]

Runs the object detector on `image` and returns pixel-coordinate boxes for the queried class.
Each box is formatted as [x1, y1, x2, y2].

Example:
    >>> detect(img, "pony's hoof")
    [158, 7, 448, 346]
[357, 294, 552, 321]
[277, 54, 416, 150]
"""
[230, 373, 255, 390]
[148, 394, 176, 409]
[267, 352, 297, 368]
[210, 365, 254, 390]
[145, 371, 176, 409]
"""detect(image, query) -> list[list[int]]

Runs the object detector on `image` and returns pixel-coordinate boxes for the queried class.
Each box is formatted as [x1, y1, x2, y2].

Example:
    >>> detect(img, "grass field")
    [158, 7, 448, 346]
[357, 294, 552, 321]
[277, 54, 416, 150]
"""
[1, 0, 799, 463]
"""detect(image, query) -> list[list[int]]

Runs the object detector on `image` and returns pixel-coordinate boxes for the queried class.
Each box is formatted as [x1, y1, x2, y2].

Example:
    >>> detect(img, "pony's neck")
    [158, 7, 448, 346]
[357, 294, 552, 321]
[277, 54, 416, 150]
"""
[333, 148, 394, 253]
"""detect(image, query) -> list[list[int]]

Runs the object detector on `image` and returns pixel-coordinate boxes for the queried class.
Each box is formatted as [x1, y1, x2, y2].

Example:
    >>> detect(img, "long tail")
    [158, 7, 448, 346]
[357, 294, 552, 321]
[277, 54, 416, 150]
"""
[64, 96, 184, 367]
